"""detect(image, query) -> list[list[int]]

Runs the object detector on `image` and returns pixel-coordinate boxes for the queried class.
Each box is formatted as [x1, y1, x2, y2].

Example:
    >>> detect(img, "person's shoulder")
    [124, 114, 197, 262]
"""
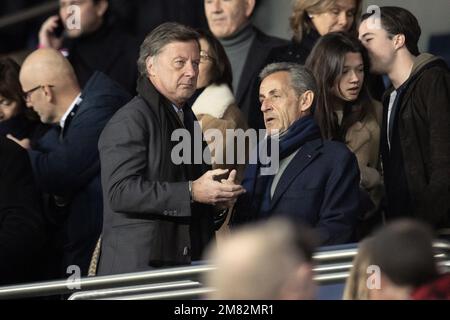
[321, 140, 354, 159]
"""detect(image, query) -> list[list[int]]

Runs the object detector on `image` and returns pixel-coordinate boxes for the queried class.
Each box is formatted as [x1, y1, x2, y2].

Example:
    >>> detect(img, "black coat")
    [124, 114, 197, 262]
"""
[29, 72, 131, 275]
[63, 22, 139, 95]
[381, 54, 450, 229]
[0, 136, 46, 285]
[97, 77, 215, 276]
[236, 27, 288, 130]
[231, 139, 361, 245]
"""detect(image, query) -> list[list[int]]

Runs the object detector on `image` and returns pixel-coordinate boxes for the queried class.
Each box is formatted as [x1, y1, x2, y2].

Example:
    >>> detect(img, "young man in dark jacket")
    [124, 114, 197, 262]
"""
[359, 7, 450, 231]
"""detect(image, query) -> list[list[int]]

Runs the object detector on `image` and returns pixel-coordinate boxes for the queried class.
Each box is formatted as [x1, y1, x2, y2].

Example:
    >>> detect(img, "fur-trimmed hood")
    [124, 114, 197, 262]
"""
[191, 84, 235, 119]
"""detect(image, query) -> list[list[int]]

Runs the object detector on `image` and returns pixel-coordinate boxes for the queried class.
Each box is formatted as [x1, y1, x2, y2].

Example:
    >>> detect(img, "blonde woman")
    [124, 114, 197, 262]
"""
[343, 238, 374, 300]
[270, 0, 362, 64]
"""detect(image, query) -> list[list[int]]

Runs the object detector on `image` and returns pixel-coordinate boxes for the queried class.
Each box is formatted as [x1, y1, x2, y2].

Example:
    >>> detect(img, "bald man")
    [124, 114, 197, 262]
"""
[203, 218, 317, 300]
[8, 49, 131, 277]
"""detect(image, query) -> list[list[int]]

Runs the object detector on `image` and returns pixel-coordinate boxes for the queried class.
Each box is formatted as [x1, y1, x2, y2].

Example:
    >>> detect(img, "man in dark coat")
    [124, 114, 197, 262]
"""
[38, 0, 139, 94]
[9, 48, 131, 277]
[0, 136, 46, 285]
[97, 23, 245, 276]
[231, 63, 361, 245]
[360, 7, 450, 230]
[204, 0, 288, 130]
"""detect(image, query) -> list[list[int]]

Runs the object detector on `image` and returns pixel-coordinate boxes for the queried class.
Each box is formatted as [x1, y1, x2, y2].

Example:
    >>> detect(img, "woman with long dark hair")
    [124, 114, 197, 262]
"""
[0, 58, 48, 146]
[306, 32, 382, 236]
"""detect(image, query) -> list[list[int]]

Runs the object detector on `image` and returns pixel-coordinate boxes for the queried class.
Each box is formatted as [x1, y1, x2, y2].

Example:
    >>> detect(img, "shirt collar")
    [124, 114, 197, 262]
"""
[60, 93, 82, 128]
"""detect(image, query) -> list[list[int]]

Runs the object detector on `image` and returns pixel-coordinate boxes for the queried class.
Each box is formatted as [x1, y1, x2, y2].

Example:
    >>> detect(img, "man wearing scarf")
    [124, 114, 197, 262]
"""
[231, 63, 361, 245]
[97, 23, 245, 276]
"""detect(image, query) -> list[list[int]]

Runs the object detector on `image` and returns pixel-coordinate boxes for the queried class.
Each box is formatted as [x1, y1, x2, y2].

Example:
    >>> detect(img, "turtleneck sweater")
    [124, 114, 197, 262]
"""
[219, 23, 256, 93]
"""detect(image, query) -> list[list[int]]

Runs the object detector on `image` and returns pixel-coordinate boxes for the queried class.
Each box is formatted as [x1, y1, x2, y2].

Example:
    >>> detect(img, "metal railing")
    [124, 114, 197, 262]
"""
[0, 241, 448, 300]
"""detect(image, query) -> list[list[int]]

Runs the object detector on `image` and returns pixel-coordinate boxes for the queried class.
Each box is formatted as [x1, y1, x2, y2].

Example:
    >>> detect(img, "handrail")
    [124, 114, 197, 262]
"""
[0, 1, 58, 29]
[0, 264, 215, 300]
[0, 241, 448, 300]
[68, 280, 202, 300]
[100, 287, 216, 300]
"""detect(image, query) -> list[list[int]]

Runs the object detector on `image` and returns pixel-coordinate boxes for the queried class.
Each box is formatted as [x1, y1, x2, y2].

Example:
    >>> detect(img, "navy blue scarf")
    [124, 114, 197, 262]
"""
[242, 115, 321, 217]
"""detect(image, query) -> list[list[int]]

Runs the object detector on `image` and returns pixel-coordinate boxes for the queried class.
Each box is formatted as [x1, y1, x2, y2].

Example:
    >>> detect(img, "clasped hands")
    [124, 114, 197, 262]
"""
[192, 169, 246, 209]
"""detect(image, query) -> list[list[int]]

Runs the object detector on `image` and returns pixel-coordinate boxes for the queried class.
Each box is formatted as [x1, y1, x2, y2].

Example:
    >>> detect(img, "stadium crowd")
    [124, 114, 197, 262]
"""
[0, 0, 449, 299]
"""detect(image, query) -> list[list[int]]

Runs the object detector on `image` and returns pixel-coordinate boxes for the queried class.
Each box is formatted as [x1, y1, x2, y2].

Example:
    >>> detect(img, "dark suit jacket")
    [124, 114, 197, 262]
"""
[97, 79, 215, 276]
[236, 27, 288, 130]
[0, 136, 46, 285]
[28, 72, 131, 275]
[231, 139, 361, 245]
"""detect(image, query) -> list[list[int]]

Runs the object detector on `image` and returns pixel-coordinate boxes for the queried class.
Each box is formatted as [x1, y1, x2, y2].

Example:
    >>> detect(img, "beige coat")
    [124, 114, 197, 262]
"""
[192, 84, 249, 182]
[192, 84, 248, 242]
[345, 101, 382, 193]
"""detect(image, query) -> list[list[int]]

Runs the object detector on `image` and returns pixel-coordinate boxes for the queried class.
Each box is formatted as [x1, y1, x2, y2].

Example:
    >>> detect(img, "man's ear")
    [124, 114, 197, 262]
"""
[299, 90, 314, 113]
[95, 0, 109, 18]
[245, 0, 256, 18]
[146, 56, 156, 78]
[42, 85, 54, 103]
[393, 34, 406, 51]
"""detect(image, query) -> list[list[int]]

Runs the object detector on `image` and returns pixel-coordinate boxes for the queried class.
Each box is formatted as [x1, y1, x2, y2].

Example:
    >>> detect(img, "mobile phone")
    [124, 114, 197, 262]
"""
[53, 17, 65, 38]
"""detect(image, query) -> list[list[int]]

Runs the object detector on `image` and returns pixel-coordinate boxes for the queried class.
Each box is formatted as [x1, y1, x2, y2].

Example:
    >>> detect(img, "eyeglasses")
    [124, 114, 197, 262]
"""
[200, 51, 214, 63]
[23, 85, 54, 101]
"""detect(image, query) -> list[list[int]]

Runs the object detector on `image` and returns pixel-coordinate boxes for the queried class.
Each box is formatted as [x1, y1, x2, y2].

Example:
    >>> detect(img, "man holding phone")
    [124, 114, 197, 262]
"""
[38, 0, 139, 94]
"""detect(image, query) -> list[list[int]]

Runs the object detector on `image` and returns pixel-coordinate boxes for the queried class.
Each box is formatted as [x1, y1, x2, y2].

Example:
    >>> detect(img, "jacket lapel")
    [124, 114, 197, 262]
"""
[270, 139, 323, 209]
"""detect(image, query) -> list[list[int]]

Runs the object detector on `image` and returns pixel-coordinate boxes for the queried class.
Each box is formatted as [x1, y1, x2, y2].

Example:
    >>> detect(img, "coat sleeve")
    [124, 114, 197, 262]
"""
[316, 150, 360, 245]
[27, 104, 110, 195]
[417, 69, 450, 226]
[99, 108, 191, 218]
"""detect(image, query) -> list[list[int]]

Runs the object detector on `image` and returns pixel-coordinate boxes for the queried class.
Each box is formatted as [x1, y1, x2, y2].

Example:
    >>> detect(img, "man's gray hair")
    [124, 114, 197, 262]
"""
[259, 62, 318, 99]
[137, 22, 200, 76]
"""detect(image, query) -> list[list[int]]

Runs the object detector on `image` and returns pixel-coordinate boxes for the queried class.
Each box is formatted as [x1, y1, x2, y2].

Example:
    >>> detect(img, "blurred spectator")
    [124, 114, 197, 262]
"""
[368, 219, 440, 300]
[411, 273, 450, 300]
[269, 0, 384, 100]
[0, 136, 46, 286]
[8, 48, 131, 277]
[342, 238, 374, 300]
[204, 0, 288, 130]
[0, 57, 49, 147]
[38, 0, 139, 94]
[230, 63, 361, 245]
[306, 33, 383, 238]
[360, 7, 450, 231]
[96, 23, 245, 276]
[203, 218, 318, 300]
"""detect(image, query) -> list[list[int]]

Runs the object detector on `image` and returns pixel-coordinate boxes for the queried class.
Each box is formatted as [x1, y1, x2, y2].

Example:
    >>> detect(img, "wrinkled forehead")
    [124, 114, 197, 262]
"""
[157, 40, 200, 58]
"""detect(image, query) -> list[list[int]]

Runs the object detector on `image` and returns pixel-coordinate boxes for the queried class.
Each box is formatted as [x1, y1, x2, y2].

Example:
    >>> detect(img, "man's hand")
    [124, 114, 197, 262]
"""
[7, 135, 31, 150]
[192, 169, 246, 205]
[38, 15, 64, 49]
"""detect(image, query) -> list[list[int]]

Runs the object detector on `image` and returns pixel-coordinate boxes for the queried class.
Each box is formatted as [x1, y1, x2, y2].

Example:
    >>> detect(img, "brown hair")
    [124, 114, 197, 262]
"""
[361, 6, 421, 56]
[306, 32, 375, 140]
[290, 0, 362, 42]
